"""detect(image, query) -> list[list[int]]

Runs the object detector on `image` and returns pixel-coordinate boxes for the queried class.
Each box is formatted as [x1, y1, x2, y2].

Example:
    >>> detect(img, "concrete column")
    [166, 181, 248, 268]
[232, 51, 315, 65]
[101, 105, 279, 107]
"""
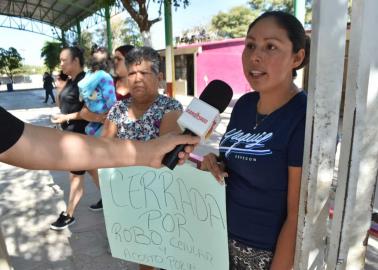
[104, 4, 112, 53]
[328, 0, 378, 269]
[293, 0, 306, 88]
[164, 0, 175, 97]
[294, 0, 306, 24]
[76, 22, 82, 46]
[61, 29, 66, 46]
[294, 0, 349, 269]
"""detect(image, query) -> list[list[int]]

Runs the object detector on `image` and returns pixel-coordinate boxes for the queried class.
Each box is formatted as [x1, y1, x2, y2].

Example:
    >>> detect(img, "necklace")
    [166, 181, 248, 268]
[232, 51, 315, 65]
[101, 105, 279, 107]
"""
[253, 111, 269, 130]
[254, 100, 270, 130]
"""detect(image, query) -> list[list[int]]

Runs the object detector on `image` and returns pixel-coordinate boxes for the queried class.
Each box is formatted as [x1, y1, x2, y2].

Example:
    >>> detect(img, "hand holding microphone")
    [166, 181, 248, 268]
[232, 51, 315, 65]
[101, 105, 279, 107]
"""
[162, 80, 233, 170]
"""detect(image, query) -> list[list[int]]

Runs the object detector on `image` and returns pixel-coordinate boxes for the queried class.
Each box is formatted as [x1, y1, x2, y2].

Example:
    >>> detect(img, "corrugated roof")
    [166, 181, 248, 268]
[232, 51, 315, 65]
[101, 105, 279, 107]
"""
[0, 0, 104, 31]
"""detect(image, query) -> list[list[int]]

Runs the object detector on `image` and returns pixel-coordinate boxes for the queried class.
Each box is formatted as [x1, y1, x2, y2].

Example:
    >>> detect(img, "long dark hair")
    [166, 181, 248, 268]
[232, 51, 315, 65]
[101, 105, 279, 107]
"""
[62, 46, 85, 67]
[115, 45, 134, 57]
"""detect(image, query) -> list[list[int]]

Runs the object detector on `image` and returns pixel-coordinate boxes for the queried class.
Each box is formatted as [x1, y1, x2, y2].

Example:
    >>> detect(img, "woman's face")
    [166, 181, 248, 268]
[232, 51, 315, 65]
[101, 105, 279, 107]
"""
[242, 17, 304, 93]
[60, 49, 80, 77]
[127, 60, 160, 103]
[113, 50, 127, 77]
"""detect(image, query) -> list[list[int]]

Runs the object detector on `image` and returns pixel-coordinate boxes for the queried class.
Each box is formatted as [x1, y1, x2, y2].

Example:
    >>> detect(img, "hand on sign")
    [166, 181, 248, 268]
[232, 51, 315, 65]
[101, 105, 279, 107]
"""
[200, 153, 228, 184]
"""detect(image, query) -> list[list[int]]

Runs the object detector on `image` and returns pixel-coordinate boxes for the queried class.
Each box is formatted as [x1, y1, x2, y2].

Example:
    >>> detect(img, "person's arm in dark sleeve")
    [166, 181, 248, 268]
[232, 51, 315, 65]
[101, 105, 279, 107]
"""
[0, 107, 24, 154]
[0, 107, 199, 170]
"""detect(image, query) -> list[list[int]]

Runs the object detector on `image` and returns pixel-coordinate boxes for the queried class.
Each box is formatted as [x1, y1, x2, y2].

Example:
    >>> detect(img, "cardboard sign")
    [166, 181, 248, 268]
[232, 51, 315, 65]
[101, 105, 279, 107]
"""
[99, 164, 228, 270]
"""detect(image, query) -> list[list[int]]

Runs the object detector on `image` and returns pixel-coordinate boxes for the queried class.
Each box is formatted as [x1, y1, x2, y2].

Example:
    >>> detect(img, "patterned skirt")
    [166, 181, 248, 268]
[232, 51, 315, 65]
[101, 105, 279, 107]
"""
[228, 239, 273, 270]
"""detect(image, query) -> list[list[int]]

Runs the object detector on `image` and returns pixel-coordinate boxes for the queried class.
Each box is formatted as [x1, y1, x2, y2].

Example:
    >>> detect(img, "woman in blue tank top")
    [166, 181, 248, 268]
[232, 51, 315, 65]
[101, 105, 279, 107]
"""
[201, 11, 310, 270]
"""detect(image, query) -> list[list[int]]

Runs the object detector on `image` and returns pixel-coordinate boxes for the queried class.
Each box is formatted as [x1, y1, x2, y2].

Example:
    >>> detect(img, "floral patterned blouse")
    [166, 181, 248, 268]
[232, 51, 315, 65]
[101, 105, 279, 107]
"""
[107, 94, 183, 140]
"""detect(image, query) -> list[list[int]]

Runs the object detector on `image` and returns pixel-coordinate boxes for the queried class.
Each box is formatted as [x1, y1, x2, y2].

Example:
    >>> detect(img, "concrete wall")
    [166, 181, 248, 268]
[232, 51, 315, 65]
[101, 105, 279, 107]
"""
[0, 74, 43, 91]
[196, 39, 250, 96]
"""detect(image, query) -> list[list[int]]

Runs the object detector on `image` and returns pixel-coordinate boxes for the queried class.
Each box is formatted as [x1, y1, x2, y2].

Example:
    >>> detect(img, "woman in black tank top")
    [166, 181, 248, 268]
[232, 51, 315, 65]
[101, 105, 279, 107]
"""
[49, 47, 101, 231]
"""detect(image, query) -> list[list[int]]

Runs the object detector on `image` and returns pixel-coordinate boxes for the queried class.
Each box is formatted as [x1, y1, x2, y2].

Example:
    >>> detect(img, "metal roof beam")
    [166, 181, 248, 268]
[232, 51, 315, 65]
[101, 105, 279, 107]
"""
[58, 1, 104, 31]
[43, 0, 61, 22]
[0, 0, 122, 33]
[51, 4, 73, 30]
[42, 0, 62, 24]
[19, 0, 27, 16]
[3, 0, 61, 21]
[0, 24, 55, 38]
[0, 15, 57, 38]
[57, 0, 103, 18]
[31, 0, 43, 18]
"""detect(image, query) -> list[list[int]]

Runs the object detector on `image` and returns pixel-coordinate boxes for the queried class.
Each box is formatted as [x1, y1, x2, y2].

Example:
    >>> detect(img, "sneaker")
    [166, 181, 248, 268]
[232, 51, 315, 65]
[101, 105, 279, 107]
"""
[50, 212, 75, 230]
[89, 199, 103, 211]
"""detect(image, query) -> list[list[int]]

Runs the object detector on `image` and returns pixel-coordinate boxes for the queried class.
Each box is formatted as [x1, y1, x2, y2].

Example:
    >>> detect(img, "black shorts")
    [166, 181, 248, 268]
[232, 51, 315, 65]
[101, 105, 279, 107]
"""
[61, 120, 88, 176]
[70, 170, 86, 175]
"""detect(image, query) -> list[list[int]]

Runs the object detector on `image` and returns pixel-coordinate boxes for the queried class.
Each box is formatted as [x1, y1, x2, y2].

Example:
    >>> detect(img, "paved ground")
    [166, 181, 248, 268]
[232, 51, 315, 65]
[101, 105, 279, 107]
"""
[0, 89, 231, 270]
[0, 89, 377, 270]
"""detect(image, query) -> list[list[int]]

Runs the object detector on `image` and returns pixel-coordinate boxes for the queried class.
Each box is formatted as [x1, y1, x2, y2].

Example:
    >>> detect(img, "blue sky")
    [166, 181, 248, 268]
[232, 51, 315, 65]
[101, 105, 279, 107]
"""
[0, 0, 248, 66]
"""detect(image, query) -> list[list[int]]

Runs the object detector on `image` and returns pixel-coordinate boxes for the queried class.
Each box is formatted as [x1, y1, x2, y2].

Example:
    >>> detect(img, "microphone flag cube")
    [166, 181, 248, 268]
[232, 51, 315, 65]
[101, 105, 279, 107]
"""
[177, 97, 220, 142]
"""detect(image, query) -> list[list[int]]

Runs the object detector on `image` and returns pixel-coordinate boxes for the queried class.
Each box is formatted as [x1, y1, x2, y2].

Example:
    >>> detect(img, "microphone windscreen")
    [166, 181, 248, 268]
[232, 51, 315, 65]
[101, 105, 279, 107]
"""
[199, 80, 233, 113]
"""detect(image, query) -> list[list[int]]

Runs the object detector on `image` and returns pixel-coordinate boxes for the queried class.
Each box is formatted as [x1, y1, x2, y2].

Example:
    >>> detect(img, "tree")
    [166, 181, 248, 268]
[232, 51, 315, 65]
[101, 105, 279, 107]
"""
[64, 30, 94, 63]
[248, 0, 293, 13]
[118, 17, 144, 47]
[211, 6, 257, 39]
[181, 1, 297, 43]
[95, 16, 143, 49]
[248, 0, 352, 25]
[81, 30, 95, 62]
[120, 0, 189, 46]
[304, 0, 353, 24]
[40, 41, 62, 73]
[0, 47, 23, 83]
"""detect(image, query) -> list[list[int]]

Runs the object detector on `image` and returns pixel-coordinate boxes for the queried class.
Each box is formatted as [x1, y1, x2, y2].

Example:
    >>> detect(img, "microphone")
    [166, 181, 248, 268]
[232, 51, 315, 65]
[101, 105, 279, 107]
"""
[162, 80, 233, 170]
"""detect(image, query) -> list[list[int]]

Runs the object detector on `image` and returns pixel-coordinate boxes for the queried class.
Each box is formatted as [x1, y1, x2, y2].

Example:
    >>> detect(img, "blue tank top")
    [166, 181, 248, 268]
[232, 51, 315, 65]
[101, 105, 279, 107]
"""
[219, 91, 306, 251]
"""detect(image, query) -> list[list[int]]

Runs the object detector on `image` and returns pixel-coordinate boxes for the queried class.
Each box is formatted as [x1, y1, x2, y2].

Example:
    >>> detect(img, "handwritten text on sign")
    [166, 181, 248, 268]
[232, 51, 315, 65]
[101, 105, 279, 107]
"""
[99, 164, 228, 270]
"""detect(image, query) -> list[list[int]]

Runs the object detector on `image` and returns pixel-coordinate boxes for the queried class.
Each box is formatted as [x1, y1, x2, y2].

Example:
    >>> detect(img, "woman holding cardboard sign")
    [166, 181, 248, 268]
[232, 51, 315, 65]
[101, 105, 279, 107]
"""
[102, 46, 182, 270]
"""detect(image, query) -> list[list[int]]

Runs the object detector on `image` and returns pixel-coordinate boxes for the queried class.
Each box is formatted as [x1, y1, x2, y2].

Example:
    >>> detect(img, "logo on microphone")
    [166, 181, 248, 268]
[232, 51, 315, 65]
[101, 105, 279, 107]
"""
[186, 108, 208, 124]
